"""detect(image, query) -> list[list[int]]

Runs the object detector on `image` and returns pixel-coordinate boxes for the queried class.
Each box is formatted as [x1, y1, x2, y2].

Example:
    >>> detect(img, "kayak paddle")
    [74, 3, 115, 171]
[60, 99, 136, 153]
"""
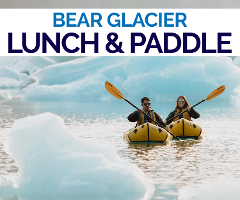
[105, 81, 181, 141]
[166, 85, 225, 124]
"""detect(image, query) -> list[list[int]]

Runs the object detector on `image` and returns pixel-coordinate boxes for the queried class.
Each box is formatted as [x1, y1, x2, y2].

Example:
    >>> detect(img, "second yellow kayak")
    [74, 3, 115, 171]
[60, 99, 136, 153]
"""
[168, 118, 203, 137]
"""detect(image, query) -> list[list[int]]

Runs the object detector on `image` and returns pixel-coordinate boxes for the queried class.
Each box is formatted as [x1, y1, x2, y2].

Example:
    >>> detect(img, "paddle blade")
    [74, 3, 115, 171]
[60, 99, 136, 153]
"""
[105, 81, 125, 99]
[205, 85, 225, 100]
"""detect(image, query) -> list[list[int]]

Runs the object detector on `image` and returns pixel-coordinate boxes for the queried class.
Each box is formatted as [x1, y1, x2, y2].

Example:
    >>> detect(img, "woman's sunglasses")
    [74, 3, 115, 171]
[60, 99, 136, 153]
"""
[178, 100, 185, 102]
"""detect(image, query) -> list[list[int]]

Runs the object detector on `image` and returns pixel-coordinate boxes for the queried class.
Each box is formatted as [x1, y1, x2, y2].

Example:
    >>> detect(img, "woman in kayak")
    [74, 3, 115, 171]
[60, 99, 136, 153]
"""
[165, 96, 200, 125]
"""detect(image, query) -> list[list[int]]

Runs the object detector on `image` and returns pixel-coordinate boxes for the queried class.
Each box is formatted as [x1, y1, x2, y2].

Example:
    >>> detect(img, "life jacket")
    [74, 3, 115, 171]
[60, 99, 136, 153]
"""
[137, 110, 156, 126]
[173, 108, 191, 122]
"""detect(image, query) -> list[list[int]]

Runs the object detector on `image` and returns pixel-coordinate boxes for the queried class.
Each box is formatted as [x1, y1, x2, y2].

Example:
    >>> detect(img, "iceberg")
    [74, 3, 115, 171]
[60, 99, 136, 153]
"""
[1, 112, 154, 200]
[0, 56, 240, 102]
[179, 178, 240, 200]
[234, 56, 240, 67]
[23, 56, 240, 102]
[0, 89, 12, 103]
[0, 57, 56, 75]
[0, 66, 36, 88]
[0, 56, 81, 76]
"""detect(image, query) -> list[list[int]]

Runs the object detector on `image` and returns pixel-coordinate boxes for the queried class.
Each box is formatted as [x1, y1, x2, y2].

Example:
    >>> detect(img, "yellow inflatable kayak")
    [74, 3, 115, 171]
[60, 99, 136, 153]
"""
[167, 118, 203, 138]
[123, 122, 173, 142]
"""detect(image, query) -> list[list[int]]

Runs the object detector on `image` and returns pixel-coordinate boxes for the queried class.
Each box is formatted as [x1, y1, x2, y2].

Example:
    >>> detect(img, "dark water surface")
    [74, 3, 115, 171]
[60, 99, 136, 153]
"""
[1, 98, 240, 199]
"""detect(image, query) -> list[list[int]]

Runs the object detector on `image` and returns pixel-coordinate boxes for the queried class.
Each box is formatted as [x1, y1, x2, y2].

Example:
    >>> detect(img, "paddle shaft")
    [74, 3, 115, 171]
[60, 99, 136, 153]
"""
[166, 99, 205, 124]
[124, 99, 181, 141]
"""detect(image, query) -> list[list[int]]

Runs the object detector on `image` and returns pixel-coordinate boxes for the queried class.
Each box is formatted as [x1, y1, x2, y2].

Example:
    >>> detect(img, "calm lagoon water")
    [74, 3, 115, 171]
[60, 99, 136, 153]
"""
[1, 98, 240, 199]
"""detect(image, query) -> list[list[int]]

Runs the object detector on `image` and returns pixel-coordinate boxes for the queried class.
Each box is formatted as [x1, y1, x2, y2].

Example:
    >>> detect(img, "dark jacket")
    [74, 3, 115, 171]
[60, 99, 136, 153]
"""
[128, 109, 167, 127]
[165, 108, 200, 125]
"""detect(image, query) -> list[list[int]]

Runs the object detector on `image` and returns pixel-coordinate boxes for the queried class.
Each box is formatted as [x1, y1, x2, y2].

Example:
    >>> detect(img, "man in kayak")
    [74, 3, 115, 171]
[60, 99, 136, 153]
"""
[165, 96, 200, 125]
[127, 97, 169, 131]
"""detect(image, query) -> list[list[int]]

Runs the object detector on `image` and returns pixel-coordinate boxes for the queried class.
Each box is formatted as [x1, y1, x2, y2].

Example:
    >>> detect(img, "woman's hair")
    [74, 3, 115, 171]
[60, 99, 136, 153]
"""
[175, 96, 189, 109]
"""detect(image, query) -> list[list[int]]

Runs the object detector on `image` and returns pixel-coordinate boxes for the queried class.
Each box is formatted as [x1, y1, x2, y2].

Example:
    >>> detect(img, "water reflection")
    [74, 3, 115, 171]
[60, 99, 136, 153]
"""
[172, 139, 203, 156]
[125, 139, 203, 163]
[127, 141, 170, 150]
[121, 139, 206, 199]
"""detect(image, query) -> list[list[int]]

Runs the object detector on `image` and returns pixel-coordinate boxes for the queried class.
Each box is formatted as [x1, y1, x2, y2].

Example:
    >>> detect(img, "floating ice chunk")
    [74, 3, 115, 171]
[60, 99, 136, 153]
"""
[23, 56, 57, 74]
[23, 56, 240, 102]
[0, 89, 12, 103]
[31, 56, 115, 85]
[230, 85, 240, 102]
[2, 113, 154, 199]
[178, 178, 240, 200]
[1, 56, 240, 102]
[19, 76, 37, 88]
[0, 66, 28, 88]
[0, 66, 27, 80]
[0, 56, 82, 76]
[0, 66, 37, 89]
[48, 56, 82, 63]
[234, 56, 240, 67]
[0, 57, 56, 75]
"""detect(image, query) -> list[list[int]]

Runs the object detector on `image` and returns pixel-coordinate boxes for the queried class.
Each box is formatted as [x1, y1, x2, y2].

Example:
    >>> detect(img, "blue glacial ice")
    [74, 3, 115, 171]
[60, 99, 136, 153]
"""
[0, 89, 12, 103]
[1, 112, 154, 199]
[178, 178, 240, 200]
[0, 56, 80, 89]
[0, 56, 240, 102]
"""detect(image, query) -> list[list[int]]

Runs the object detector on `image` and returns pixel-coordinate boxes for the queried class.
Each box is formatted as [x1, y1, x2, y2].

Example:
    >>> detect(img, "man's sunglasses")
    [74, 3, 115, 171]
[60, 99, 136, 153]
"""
[143, 103, 151, 106]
